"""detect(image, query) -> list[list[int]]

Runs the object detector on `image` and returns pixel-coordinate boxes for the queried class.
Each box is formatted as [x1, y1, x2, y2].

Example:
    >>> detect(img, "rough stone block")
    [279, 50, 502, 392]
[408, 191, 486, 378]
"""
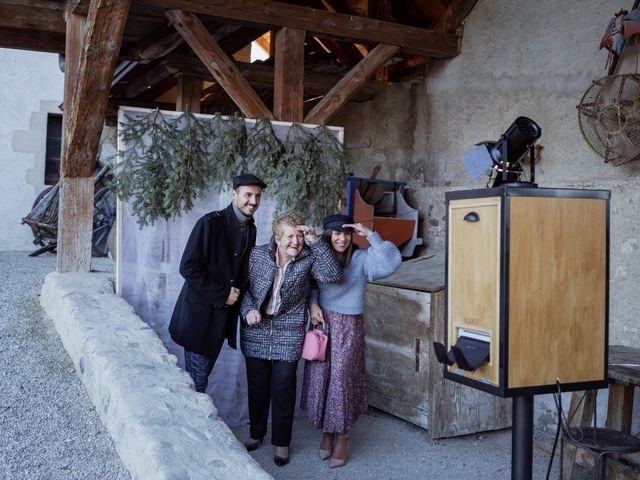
[40, 272, 272, 480]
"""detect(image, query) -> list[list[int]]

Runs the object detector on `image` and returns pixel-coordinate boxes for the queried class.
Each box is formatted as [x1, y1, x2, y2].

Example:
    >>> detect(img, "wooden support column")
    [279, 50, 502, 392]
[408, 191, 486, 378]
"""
[166, 10, 273, 119]
[304, 44, 399, 125]
[57, 0, 131, 273]
[273, 27, 305, 122]
[58, 9, 92, 272]
[176, 75, 202, 113]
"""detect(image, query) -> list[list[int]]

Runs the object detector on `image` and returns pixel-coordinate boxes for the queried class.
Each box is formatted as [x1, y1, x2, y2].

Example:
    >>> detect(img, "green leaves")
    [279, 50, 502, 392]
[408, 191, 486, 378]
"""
[111, 111, 347, 227]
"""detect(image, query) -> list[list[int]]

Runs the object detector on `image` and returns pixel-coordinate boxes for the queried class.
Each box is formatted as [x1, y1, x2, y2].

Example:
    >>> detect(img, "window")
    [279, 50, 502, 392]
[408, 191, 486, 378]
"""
[44, 114, 62, 185]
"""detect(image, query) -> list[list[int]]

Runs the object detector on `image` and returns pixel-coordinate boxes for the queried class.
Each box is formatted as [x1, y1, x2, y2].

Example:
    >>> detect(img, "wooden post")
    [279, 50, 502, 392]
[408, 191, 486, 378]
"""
[176, 74, 202, 113]
[58, 10, 91, 273]
[57, 0, 131, 273]
[273, 27, 305, 122]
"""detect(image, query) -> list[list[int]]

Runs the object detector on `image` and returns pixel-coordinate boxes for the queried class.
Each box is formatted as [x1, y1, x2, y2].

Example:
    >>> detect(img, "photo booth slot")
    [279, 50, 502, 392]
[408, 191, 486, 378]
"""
[435, 118, 610, 479]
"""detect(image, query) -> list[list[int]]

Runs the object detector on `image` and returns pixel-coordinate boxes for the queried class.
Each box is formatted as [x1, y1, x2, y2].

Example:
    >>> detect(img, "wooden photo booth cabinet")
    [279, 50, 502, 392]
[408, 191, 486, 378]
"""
[440, 186, 610, 397]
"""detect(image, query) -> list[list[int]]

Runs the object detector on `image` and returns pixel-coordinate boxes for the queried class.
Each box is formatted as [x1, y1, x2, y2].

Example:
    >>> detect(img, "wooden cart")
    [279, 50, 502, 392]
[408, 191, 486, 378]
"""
[364, 254, 512, 439]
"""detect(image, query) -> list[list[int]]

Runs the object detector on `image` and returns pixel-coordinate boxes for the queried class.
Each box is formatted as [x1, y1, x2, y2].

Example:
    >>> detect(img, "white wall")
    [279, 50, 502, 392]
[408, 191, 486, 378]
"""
[0, 49, 64, 250]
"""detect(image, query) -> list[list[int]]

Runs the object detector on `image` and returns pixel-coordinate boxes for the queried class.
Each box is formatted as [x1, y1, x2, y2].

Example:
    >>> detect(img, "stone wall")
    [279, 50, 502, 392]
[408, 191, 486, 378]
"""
[331, 0, 640, 431]
[332, 0, 640, 348]
[40, 271, 272, 480]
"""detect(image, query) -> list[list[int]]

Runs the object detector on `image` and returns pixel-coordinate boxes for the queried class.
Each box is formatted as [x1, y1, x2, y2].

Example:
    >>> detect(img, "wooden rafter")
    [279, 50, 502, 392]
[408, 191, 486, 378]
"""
[125, 24, 184, 63]
[0, 2, 65, 33]
[410, 0, 446, 22]
[136, 0, 458, 58]
[434, 0, 478, 34]
[161, 54, 386, 101]
[0, 27, 65, 53]
[166, 9, 273, 119]
[304, 43, 399, 124]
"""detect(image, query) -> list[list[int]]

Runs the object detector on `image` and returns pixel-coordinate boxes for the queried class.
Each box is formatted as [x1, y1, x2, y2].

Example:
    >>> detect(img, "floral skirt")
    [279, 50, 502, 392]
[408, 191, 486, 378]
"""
[300, 309, 368, 433]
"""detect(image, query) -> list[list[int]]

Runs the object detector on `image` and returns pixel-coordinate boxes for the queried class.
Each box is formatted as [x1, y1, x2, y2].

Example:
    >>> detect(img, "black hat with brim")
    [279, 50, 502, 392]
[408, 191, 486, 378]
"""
[233, 174, 267, 189]
[323, 214, 354, 232]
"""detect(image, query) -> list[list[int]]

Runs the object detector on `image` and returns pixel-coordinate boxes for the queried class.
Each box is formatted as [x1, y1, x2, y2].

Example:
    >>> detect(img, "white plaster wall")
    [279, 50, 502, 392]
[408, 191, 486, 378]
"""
[334, 0, 640, 347]
[0, 49, 64, 250]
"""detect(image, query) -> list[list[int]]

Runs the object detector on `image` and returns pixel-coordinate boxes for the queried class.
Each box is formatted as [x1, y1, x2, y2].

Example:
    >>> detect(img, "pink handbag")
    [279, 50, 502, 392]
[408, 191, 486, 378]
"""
[301, 327, 328, 361]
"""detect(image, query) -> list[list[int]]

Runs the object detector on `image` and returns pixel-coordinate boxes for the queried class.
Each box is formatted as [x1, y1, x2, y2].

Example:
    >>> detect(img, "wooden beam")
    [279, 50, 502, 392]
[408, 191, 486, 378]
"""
[434, 0, 478, 34]
[125, 24, 184, 63]
[0, 2, 65, 33]
[305, 44, 399, 124]
[410, 0, 446, 22]
[123, 61, 172, 98]
[57, 11, 88, 273]
[0, 27, 65, 52]
[62, 0, 132, 177]
[57, 177, 94, 273]
[135, 0, 458, 58]
[274, 27, 304, 122]
[176, 74, 201, 113]
[163, 54, 386, 101]
[166, 9, 273, 119]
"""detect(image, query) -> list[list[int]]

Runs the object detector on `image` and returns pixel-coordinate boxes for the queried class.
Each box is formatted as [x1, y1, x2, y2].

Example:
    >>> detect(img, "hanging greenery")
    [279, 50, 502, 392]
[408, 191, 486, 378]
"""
[112, 110, 347, 227]
[241, 118, 281, 187]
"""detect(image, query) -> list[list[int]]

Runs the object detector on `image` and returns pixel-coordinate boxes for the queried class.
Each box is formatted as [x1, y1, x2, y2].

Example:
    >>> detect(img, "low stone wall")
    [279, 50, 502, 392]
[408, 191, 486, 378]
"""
[40, 272, 271, 480]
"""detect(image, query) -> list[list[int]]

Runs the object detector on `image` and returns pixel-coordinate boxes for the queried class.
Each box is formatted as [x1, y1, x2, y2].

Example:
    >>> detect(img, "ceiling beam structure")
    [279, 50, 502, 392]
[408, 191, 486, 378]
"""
[273, 27, 305, 122]
[161, 55, 386, 101]
[434, 0, 478, 34]
[57, 0, 131, 273]
[166, 9, 273, 119]
[136, 0, 458, 58]
[305, 43, 399, 124]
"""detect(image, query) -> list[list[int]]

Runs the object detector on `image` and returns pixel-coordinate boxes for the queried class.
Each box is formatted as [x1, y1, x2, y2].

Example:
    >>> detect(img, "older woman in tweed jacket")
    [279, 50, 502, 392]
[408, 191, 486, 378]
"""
[240, 212, 342, 467]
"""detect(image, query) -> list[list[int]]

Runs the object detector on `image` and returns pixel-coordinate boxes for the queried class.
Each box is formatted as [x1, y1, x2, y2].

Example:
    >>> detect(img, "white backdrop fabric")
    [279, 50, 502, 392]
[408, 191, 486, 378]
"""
[116, 107, 342, 428]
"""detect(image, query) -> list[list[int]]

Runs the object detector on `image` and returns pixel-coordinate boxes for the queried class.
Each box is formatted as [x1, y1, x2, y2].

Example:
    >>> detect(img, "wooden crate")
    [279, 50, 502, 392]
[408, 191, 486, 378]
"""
[364, 255, 512, 439]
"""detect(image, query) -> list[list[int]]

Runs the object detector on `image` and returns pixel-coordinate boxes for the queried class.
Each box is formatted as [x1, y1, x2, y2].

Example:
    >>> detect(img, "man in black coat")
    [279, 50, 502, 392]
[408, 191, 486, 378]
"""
[169, 173, 266, 392]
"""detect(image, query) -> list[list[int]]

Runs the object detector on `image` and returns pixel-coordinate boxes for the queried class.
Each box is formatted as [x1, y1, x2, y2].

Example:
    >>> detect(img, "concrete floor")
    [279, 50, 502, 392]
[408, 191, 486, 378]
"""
[231, 407, 561, 480]
[4, 250, 566, 480]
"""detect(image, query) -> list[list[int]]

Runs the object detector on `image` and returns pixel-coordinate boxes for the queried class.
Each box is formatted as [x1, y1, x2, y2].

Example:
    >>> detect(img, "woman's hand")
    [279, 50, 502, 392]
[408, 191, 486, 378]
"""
[343, 222, 374, 238]
[296, 225, 318, 243]
[310, 303, 324, 325]
[246, 309, 262, 326]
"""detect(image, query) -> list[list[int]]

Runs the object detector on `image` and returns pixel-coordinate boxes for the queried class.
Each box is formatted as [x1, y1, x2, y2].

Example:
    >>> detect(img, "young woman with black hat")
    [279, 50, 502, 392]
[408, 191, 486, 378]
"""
[300, 214, 402, 468]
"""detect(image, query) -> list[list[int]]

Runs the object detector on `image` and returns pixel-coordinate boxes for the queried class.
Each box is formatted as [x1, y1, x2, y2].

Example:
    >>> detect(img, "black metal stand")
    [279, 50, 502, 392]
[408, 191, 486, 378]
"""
[512, 395, 534, 480]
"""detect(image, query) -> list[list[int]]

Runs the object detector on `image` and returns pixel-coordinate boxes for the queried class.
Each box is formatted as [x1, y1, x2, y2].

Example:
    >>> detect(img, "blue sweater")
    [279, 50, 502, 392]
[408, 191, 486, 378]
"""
[311, 233, 402, 315]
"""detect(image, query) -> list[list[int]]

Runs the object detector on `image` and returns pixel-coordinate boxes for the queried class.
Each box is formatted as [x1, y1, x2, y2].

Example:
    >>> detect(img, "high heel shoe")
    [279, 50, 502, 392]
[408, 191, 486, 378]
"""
[319, 432, 335, 460]
[274, 446, 289, 466]
[329, 434, 349, 468]
[244, 437, 263, 451]
[273, 455, 290, 467]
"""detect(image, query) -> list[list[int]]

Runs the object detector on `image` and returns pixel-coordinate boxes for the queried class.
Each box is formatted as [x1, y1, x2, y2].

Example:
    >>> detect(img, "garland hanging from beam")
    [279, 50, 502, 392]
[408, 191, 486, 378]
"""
[112, 110, 347, 227]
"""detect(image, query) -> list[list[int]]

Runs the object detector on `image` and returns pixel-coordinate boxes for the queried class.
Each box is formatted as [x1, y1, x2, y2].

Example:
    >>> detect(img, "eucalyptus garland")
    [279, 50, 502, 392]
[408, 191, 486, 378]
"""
[112, 110, 347, 227]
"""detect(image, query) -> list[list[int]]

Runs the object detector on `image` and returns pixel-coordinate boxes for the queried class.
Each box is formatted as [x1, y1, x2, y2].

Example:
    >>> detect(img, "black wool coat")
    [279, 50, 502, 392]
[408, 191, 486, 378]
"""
[169, 203, 256, 356]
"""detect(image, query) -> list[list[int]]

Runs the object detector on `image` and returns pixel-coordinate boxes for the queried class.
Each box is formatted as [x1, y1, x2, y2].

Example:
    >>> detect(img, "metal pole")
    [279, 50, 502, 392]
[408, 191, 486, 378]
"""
[512, 395, 534, 480]
[529, 144, 535, 185]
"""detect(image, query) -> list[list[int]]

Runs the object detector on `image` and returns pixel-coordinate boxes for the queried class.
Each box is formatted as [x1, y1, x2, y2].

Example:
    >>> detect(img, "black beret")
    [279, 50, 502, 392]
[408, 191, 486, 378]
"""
[233, 174, 266, 189]
[323, 214, 354, 232]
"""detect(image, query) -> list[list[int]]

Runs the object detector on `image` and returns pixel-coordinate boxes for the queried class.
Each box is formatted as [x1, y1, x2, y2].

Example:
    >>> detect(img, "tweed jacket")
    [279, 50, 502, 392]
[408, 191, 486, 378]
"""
[240, 237, 342, 361]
